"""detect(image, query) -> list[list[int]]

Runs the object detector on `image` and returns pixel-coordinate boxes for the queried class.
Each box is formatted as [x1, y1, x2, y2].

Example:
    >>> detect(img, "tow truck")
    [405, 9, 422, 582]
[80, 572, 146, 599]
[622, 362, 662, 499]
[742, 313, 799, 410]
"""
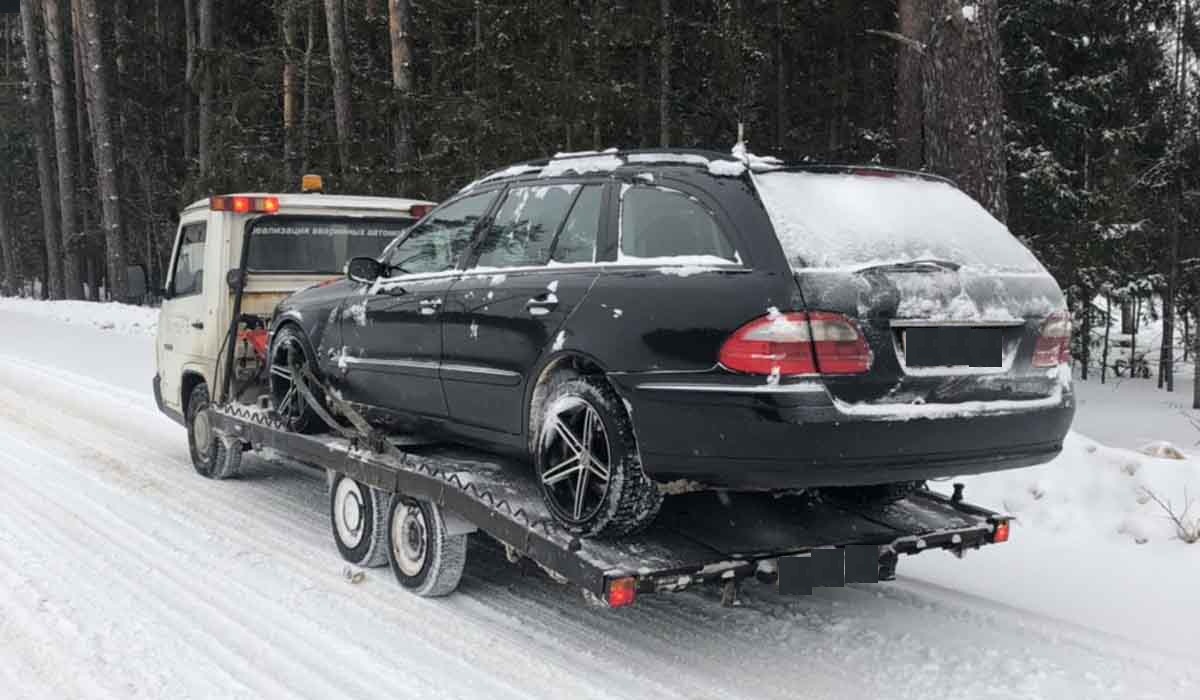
[155, 176, 1013, 609]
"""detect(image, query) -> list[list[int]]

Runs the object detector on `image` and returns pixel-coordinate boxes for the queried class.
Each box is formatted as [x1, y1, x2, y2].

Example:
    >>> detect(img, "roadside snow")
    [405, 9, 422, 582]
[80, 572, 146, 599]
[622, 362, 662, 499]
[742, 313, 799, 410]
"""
[0, 297, 158, 335]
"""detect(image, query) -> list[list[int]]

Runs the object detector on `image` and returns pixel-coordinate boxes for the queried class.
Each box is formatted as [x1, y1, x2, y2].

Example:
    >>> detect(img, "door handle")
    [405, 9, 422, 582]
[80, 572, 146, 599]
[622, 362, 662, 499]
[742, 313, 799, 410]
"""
[525, 293, 559, 315]
[418, 298, 443, 315]
[163, 344, 174, 351]
[191, 321, 205, 330]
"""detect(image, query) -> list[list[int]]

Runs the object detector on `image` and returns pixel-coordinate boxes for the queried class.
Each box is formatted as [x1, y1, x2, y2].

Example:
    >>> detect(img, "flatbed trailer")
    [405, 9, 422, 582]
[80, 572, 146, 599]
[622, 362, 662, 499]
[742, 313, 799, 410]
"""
[210, 401, 1011, 608]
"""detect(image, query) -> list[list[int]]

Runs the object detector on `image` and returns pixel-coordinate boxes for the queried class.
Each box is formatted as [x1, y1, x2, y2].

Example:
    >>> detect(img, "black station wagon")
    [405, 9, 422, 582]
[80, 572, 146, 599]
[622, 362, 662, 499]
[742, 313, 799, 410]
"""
[269, 149, 1075, 537]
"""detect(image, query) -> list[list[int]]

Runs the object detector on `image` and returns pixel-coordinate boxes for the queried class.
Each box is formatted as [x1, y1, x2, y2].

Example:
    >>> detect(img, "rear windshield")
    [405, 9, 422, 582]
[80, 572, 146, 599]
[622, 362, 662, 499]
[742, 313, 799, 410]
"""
[246, 217, 414, 274]
[753, 172, 1044, 273]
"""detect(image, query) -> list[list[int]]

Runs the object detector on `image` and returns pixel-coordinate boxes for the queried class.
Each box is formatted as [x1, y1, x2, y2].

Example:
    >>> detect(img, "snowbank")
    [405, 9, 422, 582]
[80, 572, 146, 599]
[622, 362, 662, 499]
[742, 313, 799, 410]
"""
[0, 297, 159, 336]
[939, 431, 1200, 545]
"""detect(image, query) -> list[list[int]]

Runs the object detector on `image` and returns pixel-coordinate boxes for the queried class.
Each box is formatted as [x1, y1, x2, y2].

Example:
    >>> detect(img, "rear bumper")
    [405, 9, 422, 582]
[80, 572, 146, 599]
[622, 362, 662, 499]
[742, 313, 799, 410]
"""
[611, 374, 1074, 490]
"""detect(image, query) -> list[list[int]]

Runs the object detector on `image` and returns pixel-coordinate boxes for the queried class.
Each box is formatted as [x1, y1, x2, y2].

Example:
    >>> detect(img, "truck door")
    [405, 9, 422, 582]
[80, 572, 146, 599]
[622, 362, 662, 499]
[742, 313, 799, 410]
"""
[158, 215, 214, 412]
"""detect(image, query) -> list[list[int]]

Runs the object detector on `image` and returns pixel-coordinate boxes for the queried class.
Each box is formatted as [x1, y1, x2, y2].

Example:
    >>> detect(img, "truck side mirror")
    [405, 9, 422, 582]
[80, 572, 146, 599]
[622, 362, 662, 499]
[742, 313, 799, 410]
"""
[347, 257, 383, 284]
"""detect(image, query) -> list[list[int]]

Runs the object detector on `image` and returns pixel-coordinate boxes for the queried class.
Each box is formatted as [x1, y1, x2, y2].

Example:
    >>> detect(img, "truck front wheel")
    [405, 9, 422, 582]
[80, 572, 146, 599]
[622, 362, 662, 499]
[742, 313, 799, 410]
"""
[186, 383, 242, 480]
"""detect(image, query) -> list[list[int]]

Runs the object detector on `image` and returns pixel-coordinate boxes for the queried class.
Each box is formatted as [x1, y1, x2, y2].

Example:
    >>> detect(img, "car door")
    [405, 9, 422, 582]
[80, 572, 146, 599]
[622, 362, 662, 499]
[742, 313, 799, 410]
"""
[339, 190, 499, 419]
[441, 181, 606, 434]
[158, 216, 214, 412]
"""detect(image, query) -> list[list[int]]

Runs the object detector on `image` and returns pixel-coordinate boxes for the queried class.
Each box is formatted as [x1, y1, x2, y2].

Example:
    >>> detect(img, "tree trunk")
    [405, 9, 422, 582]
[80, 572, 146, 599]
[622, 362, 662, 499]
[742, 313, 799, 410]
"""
[388, 0, 414, 184]
[183, 0, 195, 163]
[657, 0, 671, 148]
[301, 0, 317, 175]
[75, 0, 128, 301]
[920, 0, 1008, 221]
[324, 0, 353, 174]
[19, 0, 64, 300]
[1101, 295, 1112, 384]
[1193, 301, 1200, 408]
[0, 194, 18, 297]
[70, 0, 97, 299]
[774, 0, 787, 149]
[896, 0, 928, 170]
[1080, 292, 1091, 381]
[197, 0, 214, 178]
[282, 0, 300, 178]
[42, 0, 84, 299]
[1131, 296, 1140, 379]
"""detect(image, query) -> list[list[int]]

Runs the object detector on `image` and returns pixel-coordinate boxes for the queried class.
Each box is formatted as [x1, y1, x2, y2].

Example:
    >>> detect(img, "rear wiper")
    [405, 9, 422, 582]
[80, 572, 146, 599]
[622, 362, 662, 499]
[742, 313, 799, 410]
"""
[857, 258, 962, 273]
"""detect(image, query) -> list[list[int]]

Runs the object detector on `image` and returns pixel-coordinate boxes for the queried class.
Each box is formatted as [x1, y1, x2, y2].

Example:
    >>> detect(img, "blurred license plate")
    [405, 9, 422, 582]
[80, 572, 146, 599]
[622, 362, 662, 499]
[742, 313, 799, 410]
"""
[905, 327, 1002, 368]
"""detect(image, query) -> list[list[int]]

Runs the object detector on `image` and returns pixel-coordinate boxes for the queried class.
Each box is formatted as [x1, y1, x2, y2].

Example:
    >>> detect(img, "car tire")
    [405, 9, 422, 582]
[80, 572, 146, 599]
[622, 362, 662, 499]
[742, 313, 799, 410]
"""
[533, 375, 663, 538]
[269, 325, 326, 434]
[186, 382, 242, 480]
[330, 473, 390, 568]
[388, 496, 467, 597]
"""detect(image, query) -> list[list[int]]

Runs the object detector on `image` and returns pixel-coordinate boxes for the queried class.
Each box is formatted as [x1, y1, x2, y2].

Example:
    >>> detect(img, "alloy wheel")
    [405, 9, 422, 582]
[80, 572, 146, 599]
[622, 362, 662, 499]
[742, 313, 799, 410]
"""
[538, 397, 613, 525]
[269, 336, 306, 420]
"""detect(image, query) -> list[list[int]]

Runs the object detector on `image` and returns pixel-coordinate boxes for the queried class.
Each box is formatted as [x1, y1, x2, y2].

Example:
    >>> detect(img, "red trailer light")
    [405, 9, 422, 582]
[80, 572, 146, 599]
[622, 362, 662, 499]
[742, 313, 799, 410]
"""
[211, 196, 281, 215]
[606, 577, 637, 608]
[719, 311, 872, 377]
[992, 520, 1011, 543]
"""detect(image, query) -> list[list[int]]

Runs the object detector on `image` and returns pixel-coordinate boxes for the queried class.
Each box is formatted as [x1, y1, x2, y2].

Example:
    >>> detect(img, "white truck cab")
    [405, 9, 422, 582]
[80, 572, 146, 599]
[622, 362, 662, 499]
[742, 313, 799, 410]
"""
[154, 184, 434, 435]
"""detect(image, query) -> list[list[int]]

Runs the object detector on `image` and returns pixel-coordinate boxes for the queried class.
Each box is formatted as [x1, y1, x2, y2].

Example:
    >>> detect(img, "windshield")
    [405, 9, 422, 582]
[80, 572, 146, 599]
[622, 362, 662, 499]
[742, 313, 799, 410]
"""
[752, 171, 1045, 273]
[246, 217, 414, 274]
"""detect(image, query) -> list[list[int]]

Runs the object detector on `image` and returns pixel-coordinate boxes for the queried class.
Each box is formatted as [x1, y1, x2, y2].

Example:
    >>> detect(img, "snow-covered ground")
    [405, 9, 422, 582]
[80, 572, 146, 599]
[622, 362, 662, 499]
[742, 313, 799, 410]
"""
[0, 301, 1197, 699]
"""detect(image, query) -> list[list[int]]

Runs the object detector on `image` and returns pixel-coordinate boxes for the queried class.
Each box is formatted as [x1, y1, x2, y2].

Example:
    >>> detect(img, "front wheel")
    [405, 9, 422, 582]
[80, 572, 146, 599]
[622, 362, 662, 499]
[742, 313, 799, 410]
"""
[186, 382, 242, 480]
[533, 376, 663, 538]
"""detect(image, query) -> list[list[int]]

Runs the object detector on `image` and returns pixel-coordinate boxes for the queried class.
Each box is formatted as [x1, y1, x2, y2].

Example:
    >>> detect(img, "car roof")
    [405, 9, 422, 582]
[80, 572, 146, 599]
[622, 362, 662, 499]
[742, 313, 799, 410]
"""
[462, 148, 957, 191]
[181, 193, 436, 216]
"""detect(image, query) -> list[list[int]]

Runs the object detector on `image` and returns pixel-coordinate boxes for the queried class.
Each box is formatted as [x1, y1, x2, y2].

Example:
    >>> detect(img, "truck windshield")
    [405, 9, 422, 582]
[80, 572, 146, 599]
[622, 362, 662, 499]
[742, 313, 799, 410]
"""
[246, 216, 414, 274]
[752, 171, 1045, 273]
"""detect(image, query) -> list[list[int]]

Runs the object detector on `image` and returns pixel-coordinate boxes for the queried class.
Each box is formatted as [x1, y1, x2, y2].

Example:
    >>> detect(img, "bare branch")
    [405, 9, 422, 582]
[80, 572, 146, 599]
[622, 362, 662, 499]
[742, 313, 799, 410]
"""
[866, 29, 926, 54]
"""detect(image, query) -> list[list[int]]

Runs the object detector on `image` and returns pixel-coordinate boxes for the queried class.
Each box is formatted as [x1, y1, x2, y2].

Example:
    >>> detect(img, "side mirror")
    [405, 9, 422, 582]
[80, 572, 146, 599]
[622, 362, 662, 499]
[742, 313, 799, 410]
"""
[347, 256, 384, 284]
[161, 284, 174, 300]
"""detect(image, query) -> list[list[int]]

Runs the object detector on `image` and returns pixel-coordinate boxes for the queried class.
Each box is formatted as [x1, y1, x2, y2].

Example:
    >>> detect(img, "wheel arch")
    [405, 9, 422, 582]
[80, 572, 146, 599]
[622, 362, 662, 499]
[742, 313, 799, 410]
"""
[180, 369, 209, 416]
[524, 350, 613, 454]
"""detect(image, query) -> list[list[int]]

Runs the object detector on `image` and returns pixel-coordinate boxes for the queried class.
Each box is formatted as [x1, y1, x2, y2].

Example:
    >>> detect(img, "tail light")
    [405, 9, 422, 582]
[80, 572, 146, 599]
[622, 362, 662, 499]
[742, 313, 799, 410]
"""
[1033, 311, 1072, 367]
[992, 519, 1011, 544]
[211, 196, 280, 214]
[606, 577, 637, 608]
[719, 311, 872, 376]
[409, 204, 433, 219]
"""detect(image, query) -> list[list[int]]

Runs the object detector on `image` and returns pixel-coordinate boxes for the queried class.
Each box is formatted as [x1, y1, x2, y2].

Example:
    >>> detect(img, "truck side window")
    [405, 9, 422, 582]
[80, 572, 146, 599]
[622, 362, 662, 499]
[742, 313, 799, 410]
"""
[384, 191, 496, 275]
[619, 186, 737, 263]
[171, 223, 207, 297]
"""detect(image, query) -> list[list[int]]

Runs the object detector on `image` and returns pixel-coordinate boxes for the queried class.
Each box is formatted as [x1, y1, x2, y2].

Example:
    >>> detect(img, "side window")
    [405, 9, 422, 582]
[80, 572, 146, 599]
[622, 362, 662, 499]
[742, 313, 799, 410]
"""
[474, 184, 579, 269]
[170, 222, 206, 297]
[551, 185, 602, 264]
[384, 192, 496, 275]
[619, 186, 738, 262]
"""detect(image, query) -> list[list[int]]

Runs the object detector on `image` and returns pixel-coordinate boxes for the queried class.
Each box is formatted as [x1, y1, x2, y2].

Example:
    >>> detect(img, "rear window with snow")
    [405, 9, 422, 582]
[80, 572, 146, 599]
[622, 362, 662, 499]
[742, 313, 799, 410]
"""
[753, 172, 1044, 272]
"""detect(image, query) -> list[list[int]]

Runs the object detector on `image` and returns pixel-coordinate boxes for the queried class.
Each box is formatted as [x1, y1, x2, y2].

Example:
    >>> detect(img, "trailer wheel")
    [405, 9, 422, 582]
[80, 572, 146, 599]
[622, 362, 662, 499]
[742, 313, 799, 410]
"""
[186, 383, 242, 480]
[329, 474, 390, 568]
[388, 496, 467, 597]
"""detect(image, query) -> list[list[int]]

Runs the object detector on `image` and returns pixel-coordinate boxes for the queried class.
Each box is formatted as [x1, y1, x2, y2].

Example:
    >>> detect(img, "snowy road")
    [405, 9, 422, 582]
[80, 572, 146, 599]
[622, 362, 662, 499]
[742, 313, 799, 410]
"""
[0, 309, 1196, 699]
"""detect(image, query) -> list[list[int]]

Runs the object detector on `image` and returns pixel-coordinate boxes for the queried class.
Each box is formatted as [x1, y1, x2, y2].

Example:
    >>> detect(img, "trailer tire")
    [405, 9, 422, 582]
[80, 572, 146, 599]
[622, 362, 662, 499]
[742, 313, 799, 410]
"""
[534, 376, 663, 538]
[388, 496, 467, 597]
[186, 383, 242, 480]
[329, 474, 390, 568]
